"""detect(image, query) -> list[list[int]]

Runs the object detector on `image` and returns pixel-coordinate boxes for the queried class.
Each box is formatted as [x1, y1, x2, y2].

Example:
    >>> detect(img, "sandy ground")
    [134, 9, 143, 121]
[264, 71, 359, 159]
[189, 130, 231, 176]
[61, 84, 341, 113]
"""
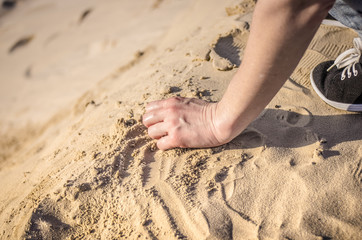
[0, 0, 361, 239]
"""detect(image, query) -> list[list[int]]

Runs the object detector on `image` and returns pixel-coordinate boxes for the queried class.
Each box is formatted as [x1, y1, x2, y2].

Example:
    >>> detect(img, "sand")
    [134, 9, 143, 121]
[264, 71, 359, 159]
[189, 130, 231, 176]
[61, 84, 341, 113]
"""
[0, 0, 361, 239]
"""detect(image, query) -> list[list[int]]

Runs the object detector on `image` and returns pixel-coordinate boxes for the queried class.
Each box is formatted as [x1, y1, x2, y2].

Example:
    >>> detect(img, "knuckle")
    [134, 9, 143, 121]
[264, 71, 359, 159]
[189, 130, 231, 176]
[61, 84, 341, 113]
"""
[167, 106, 179, 115]
[165, 97, 181, 107]
[168, 134, 179, 144]
[167, 118, 180, 127]
[169, 127, 182, 141]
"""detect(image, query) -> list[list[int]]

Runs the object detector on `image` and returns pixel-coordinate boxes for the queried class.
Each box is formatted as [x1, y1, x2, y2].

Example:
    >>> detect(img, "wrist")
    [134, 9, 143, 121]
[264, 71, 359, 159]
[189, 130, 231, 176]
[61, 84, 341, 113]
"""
[210, 100, 248, 144]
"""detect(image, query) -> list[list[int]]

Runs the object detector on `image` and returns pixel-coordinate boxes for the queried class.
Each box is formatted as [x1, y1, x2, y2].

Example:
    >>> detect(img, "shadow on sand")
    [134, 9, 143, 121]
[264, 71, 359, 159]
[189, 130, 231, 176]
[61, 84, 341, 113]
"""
[228, 108, 362, 150]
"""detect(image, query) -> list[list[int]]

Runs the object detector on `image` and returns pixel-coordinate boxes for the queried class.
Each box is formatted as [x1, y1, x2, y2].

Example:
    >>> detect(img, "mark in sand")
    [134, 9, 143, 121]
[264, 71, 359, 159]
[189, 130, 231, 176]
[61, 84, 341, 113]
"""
[210, 27, 249, 71]
[276, 106, 312, 127]
[79, 8, 93, 24]
[233, 128, 265, 149]
[26, 198, 72, 239]
[352, 148, 362, 184]
[2, 0, 16, 9]
[8, 35, 34, 53]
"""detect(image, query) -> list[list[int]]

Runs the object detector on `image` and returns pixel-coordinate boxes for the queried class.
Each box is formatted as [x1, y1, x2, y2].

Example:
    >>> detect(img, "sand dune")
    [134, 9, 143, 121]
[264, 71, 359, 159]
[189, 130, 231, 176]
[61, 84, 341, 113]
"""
[0, 0, 361, 239]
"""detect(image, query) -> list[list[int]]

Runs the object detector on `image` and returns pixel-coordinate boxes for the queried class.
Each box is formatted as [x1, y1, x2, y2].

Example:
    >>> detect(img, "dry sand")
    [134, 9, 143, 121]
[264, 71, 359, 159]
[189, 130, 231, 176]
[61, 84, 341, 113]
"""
[0, 0, 361, 239]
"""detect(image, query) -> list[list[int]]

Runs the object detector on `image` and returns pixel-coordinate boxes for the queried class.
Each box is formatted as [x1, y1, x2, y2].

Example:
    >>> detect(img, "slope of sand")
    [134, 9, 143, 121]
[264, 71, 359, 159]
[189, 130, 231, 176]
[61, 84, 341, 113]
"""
[1, 0, 362, 239]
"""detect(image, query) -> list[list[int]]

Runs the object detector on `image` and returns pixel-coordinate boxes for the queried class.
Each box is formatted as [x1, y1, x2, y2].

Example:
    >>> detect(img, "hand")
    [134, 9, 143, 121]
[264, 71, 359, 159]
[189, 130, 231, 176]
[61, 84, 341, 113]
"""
[142, 97, 230, 150]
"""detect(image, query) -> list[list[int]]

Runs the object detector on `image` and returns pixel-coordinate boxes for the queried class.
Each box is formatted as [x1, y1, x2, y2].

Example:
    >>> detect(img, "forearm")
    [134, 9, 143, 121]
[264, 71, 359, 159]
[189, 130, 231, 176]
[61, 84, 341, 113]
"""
[142, 0, 336, 150]
[216, 0, 335, 140]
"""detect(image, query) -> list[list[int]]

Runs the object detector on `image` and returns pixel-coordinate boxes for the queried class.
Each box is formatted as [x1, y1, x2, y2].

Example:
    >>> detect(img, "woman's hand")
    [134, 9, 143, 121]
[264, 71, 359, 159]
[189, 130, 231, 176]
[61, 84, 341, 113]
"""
[142, 97, 231, 150]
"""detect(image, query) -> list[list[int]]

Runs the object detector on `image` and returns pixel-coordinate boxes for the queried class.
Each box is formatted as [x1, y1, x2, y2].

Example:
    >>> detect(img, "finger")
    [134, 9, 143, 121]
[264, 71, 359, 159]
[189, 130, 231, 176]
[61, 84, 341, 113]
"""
[146, 97, 184, 111]
[145, 100, 164, 112]
[142, 111, 166, 127]
[157, 136, 181, 150]
[147, 122, 168, 139]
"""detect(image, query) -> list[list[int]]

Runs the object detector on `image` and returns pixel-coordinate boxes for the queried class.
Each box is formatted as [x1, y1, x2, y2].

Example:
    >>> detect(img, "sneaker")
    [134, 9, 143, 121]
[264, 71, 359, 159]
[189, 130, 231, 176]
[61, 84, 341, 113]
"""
[310, 37, 362, 112]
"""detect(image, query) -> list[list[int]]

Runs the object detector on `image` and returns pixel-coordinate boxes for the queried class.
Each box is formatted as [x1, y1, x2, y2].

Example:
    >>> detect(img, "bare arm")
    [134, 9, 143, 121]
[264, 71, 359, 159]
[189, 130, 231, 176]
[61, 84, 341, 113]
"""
[143, 0, 335, 150]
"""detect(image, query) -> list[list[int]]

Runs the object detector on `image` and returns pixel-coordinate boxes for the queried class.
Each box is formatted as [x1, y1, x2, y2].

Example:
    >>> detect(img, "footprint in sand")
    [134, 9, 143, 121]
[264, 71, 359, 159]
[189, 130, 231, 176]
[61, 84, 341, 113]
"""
[352, 147, 362, 184]
[220, 156, 312, 239]
[200, 158, 260, 239]
[309, 24, 356, 60]
[23, 121, 157, 239]
[210, 27, 249, 71]
[276, 106, 312, 127]
[290, 49, 329, 88]
[353, 160, 362, 183]
[202, 200, 233, 239]
[25, 198, 72, 239]
[291, 24, 356, 88]
[130, 147, 215, 239]
[237, 128, 265, 148]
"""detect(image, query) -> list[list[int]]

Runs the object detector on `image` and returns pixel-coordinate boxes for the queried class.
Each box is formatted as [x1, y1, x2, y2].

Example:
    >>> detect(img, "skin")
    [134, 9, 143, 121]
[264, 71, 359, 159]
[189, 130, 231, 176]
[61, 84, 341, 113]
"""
[143, 0, 336, 150]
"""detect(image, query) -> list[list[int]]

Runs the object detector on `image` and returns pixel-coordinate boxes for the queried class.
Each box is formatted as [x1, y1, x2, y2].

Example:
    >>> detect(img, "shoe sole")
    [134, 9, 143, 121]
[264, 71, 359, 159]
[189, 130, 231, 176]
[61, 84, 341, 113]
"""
[310, 71, 362, 112]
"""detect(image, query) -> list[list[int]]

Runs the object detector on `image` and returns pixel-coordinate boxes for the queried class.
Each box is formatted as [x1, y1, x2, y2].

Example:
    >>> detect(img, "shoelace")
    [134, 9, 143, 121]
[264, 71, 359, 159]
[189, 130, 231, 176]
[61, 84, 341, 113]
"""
[327, 37, 362, 80]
